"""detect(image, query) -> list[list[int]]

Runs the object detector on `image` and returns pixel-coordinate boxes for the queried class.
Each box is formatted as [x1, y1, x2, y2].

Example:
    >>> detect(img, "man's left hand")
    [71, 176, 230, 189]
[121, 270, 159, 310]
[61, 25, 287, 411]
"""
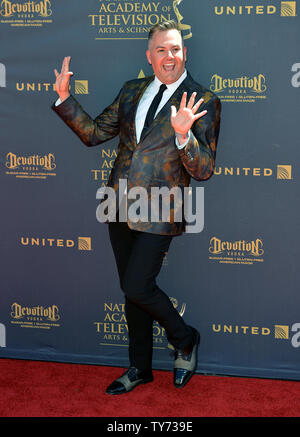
[171, 92, 207, 136]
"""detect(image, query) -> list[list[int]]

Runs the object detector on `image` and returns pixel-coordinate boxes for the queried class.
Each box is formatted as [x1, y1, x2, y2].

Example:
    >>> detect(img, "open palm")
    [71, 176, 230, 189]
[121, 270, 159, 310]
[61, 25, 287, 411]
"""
[54, 56, 73, 101]
[171, 92, 207, 135]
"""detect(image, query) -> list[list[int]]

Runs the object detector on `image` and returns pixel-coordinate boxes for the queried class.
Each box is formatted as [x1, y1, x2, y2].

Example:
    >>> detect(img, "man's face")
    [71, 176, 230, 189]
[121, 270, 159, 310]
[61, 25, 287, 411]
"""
[146, 29, 187, 85]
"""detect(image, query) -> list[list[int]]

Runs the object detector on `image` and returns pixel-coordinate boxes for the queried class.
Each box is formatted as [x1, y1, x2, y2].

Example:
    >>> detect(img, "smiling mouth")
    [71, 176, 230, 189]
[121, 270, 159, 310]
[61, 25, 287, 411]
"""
[163, 64, 175, 71]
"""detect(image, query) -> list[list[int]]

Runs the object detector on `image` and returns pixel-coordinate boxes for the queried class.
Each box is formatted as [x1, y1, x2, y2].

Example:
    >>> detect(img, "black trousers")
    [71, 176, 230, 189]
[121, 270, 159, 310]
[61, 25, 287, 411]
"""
[108, 220, 194, 370]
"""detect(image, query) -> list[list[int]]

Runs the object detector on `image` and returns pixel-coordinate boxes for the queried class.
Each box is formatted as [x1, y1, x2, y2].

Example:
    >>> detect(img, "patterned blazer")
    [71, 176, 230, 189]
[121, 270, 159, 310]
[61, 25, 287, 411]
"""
[52, 72, 221, 235]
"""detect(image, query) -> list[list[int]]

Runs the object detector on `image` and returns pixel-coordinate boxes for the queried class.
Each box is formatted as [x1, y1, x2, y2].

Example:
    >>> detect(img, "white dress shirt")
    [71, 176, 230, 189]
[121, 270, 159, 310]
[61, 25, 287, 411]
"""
[135, 69, 189, 148]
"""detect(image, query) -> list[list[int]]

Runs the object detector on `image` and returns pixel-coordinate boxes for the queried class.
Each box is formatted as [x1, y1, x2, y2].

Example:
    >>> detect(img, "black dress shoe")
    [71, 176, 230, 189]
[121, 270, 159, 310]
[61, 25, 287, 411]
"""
[105, 367, 154, 395]
[174, 327, 200, 388]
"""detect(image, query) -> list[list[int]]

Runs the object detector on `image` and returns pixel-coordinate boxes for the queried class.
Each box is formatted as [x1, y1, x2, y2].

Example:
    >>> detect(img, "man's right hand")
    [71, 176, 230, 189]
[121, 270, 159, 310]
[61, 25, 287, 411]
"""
[54, 56, 73, 102]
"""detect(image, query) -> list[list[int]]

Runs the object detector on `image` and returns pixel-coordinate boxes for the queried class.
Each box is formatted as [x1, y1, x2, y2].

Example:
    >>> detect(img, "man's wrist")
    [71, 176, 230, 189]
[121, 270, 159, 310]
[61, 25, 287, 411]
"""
[175, 131, 188, 142]
[58, 93, 70, 103]
[175, 130, 190, 149]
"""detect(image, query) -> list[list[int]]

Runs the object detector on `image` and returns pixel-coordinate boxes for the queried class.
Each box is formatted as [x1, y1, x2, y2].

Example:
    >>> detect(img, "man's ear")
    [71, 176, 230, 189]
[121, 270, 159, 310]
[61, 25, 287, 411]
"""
[146, 49, 152, 65]
[183, 46, 187, 62]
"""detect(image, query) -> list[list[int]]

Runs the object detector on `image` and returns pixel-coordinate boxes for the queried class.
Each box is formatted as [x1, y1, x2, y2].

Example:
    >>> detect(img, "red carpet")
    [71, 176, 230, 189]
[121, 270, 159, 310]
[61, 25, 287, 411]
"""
[0, 358, 299, 417]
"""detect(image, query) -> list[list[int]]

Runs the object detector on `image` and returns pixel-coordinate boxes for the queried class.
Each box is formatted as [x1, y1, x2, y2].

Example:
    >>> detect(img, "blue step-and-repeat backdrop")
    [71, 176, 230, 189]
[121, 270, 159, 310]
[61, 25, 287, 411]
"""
[0, 0, 299, 380]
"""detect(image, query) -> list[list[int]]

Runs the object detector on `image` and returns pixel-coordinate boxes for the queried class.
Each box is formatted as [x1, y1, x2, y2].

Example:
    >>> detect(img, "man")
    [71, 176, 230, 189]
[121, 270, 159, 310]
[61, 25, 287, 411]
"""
[52, 20, 221, 394]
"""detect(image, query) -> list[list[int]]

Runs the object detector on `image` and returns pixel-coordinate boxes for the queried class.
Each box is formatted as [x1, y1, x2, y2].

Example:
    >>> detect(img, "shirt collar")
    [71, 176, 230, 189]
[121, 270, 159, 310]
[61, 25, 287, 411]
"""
[153, 69, 187, 92]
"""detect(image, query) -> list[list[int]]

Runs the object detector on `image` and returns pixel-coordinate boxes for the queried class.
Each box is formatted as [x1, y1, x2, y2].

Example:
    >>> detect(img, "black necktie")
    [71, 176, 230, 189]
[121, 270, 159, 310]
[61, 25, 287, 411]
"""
[141, 84, 167, 140]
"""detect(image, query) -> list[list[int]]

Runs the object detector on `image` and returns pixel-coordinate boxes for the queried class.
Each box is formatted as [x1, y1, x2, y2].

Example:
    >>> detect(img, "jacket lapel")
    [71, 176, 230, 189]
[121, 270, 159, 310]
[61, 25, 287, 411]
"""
[128, 75, 154, 148]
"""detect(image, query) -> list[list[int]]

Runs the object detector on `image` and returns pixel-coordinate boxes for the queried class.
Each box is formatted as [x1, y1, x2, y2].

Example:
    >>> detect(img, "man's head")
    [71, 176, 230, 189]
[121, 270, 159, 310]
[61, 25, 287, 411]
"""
[146, 21, 187, 85]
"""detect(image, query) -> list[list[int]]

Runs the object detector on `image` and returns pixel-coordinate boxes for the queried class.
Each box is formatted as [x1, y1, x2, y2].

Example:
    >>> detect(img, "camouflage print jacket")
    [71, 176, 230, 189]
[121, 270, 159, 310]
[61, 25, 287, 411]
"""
[52, 72, 221, 235]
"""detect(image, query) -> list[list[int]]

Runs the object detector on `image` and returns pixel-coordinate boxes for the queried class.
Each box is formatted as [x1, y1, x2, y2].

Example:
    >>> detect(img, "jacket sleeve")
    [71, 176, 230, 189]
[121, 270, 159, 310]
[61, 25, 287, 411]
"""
[51, 87, 123, 147]
[177, 95, 221, 181]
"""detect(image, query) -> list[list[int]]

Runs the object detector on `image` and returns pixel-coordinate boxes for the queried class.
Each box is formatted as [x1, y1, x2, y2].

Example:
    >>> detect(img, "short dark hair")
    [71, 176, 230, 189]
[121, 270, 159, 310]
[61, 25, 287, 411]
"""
[148, 20, 183, 44]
